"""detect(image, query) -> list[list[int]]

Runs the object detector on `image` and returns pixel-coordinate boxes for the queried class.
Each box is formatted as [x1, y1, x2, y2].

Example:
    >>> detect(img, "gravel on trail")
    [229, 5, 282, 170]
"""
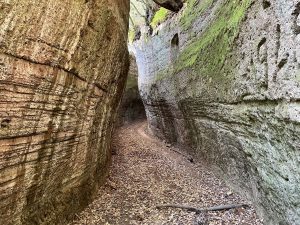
[70, 120, 263, 225]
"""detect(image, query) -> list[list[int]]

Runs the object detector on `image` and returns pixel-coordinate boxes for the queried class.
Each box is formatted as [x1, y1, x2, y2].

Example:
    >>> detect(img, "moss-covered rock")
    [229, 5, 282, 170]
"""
[133, 0, 300, 224]
[150, 7, 170, 28]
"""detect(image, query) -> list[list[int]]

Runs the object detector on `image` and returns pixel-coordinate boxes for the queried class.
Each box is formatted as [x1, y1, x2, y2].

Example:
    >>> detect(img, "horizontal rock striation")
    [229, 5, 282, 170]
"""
[133, 0, 300, 224]
[0, 0, 129, 224]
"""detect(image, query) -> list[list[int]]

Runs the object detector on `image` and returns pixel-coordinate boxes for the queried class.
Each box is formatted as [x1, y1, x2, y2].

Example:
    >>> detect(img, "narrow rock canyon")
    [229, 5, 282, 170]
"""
[0, 0, 299, 225]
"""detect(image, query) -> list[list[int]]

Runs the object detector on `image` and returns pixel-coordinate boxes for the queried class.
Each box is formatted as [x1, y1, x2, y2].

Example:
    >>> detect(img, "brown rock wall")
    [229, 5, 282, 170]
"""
[0, 0, 129, 224]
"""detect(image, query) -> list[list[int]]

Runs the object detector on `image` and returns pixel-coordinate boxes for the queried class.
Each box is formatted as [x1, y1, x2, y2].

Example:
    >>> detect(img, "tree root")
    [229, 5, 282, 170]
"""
[156, 203, 249, 214]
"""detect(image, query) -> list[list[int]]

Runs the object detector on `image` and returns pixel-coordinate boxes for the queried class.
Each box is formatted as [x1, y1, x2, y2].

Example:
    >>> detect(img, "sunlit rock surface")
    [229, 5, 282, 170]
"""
[0, 0, 129, 224]
[133, 0, 300, 224]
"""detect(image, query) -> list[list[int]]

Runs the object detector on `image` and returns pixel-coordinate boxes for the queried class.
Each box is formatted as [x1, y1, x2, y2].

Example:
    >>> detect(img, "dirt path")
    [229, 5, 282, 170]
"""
[70, 120, 262, 225]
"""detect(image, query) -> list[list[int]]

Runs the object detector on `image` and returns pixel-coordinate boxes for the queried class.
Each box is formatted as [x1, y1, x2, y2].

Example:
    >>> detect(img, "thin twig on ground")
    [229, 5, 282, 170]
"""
[156, 203, 249, 213]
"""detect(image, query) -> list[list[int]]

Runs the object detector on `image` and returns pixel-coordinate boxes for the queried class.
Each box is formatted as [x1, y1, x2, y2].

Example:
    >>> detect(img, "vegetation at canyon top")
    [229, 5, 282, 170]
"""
[150, 7, 169, 28]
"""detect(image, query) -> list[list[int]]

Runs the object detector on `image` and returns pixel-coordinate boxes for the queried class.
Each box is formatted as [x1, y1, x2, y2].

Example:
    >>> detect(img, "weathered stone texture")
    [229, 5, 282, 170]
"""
[117, 54, 145, 126]
[133, 0, 300, 224]
[0, 0, 129, 224]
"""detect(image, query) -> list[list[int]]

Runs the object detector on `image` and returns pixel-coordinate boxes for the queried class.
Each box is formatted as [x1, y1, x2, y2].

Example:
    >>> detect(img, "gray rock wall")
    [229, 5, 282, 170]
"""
[117, 55, 146, 126]
[133, 0, 300, 224]
[0, 0, 129, 224]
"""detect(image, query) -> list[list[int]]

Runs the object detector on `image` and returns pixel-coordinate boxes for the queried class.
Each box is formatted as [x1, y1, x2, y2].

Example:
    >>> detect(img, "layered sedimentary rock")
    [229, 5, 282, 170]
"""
[133, 0, 300, 224]
[0, 0, 129, 224]
[117, 55, 145, 126]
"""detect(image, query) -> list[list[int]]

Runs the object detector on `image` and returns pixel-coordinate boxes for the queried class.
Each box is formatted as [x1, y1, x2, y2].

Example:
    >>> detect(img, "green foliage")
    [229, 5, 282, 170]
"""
[150, 7, 169, 28]
[128, 29, 135, 44]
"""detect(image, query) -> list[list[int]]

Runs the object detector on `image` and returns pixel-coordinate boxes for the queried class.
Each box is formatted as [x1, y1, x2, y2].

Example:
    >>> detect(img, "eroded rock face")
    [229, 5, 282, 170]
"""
[0, 0, 129, 224]
[134, 0, 300, 224]
[117, 55, 146, 126]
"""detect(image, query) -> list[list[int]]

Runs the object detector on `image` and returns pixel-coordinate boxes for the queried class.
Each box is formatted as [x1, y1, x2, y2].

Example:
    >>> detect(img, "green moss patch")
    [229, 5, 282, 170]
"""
[176, 0, 251, 74]
[128, 29, 135, 44]
[150, 7, 169, 28]
[153, 0, 251, 84]
[180, 0, 215, 31]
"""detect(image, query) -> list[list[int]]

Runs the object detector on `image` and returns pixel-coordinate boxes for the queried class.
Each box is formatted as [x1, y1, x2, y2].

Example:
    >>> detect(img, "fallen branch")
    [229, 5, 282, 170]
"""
[156, 203, 249, 213]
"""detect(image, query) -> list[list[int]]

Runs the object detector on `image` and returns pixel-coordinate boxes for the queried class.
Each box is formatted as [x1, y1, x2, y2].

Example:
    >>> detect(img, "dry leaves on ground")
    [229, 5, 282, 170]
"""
[70, 120, 263, 225]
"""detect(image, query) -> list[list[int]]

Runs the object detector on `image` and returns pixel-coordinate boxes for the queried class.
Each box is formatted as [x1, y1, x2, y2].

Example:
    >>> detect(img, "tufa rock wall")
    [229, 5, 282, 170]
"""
[134, 0, 300, 224]
[0, 0, 129, 224]
[117, 54, 145, 126]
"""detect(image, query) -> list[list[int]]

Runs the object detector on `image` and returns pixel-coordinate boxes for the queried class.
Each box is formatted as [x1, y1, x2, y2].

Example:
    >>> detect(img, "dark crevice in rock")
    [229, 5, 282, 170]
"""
[134, 28, 142, 42]
[0, 119, 11, 128]
[171, 33, 179, 62]
[292, 2, 300, 35]
[257, 37, 266, 53]
[171, 33, 179, 47]
[278, 54, 289, 70]
[152, 0, 183, 12]
[275, 24, 281, 62]
[262, 0, 271, 9]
